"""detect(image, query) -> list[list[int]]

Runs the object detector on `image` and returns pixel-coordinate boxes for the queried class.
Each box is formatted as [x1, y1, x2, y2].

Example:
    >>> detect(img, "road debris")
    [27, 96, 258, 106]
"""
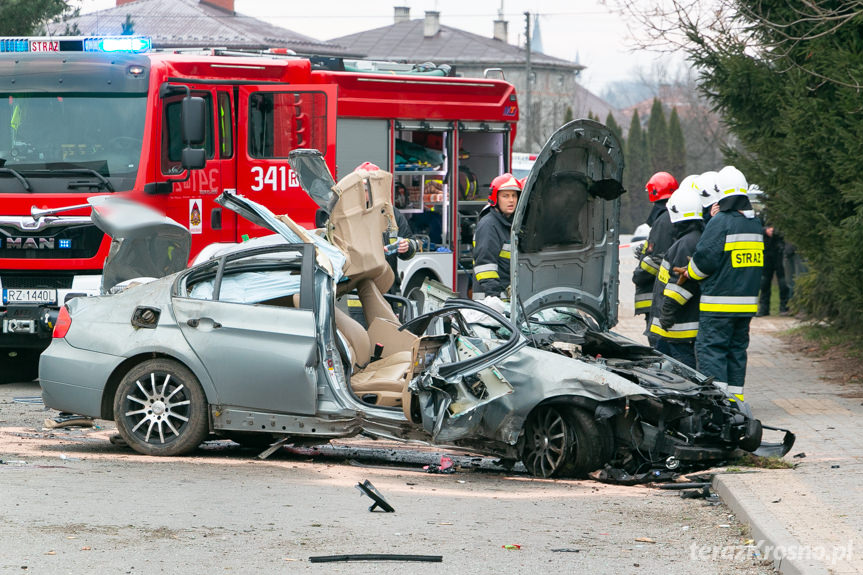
[423, 455, 455, 474]
[309, 554, 442, 563]
[43, 414, 94, 429]
[355, 480, 394, 512]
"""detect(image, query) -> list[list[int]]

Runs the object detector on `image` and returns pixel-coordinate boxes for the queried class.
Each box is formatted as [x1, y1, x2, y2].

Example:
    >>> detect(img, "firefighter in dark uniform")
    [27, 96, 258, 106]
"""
[675, 166, 763, 402]
[472, 173, 521, 297]
[696, 170, 719, 223]
[648, 178, 705, 368]
[633, 171, 678, 342]
[387, 206, 420, 294]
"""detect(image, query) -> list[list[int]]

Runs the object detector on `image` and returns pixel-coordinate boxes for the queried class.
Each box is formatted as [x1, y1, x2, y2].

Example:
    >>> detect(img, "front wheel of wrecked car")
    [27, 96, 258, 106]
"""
[113, 359, 209, 456]
[520, 405, 607, 478]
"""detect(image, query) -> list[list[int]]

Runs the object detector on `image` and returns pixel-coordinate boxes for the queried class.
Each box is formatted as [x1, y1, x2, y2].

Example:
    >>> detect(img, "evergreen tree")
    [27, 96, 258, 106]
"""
[668, 107, 686, 177]
[0, 0, 74, 35]
[680, 1, 863, 328]
[605, 112, 622, 141]
[563, 106, 574, 124]
[646, 98, 671, 175]
[621, 110, 649, 232]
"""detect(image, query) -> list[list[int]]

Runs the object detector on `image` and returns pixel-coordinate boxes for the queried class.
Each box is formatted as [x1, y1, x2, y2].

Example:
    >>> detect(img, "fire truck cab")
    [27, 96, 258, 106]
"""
[0, 37, 518, 381]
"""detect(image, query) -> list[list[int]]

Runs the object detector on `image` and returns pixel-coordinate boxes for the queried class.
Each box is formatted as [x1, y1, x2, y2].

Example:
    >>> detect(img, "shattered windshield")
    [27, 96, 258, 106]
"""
[0, 93, 146, 188]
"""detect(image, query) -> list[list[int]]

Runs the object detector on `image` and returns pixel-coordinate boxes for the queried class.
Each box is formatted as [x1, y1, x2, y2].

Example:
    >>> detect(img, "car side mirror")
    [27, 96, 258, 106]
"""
[181, 148, 206, 170]
[182, 97, 206, 146]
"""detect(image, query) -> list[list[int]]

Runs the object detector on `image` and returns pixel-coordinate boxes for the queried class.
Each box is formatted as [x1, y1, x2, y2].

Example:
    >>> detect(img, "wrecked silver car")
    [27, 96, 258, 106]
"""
[39, 120, 793, 477]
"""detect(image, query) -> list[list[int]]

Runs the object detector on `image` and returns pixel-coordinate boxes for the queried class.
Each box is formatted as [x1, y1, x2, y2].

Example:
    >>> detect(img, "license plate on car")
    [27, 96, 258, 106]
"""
[2, 289, 57, 305]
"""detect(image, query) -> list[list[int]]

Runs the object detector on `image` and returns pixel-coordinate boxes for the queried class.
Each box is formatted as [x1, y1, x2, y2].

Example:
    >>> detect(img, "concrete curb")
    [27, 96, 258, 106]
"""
[713, 475, 831, 575]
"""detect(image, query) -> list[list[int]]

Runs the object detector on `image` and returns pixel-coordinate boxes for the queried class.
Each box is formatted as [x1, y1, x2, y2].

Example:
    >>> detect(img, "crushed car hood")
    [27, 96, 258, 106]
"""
[510, 119, 625, 331]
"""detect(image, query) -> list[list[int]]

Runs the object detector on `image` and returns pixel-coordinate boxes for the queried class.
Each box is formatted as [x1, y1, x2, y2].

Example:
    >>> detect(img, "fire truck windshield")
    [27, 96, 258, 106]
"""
[0, 93, 146, 190]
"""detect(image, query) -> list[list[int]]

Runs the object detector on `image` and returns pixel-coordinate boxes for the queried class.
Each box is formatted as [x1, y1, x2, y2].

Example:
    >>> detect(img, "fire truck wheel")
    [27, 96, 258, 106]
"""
[0, 351, 40, 384]
[113, 358, 209, 456]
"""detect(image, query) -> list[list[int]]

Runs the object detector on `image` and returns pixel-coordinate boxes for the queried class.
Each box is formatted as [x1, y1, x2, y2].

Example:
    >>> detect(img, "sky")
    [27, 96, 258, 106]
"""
[77, 0, 681, 94]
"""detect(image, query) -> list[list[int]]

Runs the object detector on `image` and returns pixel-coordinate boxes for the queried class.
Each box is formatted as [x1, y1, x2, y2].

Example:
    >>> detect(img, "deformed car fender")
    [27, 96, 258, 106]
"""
[466, 345, 654, 445]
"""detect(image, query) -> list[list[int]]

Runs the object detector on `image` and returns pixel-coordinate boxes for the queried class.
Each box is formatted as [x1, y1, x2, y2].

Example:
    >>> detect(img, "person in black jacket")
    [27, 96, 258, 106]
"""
[386, 206, 420, 294]
[472, 173, 521, 297]
[648, 178, 705, 368]
[755, 204, 790, 316]
[675, 166, 763, 403]
[633, 171, 678, 343]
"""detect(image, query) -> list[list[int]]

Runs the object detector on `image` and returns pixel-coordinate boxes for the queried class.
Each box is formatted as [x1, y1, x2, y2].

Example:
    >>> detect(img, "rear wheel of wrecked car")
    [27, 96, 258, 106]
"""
[113, 359, 209, 457]
[520, 405, 607, 478]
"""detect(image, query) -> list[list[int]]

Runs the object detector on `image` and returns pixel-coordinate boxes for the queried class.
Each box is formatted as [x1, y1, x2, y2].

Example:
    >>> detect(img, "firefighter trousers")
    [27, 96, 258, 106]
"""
[695, 315, 752, 388]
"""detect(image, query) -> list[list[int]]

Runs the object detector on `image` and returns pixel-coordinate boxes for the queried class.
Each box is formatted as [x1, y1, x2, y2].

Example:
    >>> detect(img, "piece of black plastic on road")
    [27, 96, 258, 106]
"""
[355, 480, 395, 512]
[309, 554, 443, 563]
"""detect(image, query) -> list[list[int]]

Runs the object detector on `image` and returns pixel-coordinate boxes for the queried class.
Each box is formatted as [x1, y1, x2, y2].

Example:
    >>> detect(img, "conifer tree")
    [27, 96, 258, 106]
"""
[621, 110, 649, 232]
[669, 107, 686, 177]
[647, 98, 671, 176]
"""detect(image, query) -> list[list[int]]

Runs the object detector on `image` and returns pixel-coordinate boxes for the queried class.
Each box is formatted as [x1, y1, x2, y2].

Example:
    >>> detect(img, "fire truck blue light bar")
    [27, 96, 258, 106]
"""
[0, 37, 151, 54]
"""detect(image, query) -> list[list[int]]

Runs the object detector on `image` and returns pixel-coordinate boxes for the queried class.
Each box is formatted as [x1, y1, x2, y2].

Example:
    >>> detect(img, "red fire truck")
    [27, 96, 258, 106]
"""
[0, 36, 519, 381]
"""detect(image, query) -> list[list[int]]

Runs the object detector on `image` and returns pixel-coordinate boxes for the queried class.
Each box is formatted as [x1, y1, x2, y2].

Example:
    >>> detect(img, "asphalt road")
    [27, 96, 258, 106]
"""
[0, 238, 774, 574]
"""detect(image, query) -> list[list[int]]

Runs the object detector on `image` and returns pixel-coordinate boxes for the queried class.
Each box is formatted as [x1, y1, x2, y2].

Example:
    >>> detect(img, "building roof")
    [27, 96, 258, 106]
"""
[330, 19, 583, 70]
[573, 84, 619, 121]
[47, 0, 355, 56]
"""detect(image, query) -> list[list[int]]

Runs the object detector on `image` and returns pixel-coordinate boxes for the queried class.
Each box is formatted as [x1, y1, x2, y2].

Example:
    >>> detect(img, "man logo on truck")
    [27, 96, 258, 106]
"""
[6, 237, 55, 250]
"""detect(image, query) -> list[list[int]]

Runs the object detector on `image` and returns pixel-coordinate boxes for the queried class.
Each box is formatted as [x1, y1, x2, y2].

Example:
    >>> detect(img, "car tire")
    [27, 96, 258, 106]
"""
[0, 350, 40, 384]
[520, 404, 608, 478]
[113, 358, 209, 456]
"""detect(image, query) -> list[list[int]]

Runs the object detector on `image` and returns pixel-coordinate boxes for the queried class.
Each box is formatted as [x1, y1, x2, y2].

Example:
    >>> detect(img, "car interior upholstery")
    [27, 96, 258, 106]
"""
[327, 167, 420, 408]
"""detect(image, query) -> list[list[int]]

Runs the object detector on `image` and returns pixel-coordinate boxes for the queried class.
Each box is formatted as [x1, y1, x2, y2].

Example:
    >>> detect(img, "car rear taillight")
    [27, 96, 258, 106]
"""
[53, 306, 72, 338]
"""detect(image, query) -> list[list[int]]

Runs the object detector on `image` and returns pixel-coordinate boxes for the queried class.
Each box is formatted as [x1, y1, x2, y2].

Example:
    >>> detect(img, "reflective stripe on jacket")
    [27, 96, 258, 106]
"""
[649, 226, 702, 341]
[632, 207, 674, 316]
[687, 210, 763, 316]
[472, 208, 512, 295]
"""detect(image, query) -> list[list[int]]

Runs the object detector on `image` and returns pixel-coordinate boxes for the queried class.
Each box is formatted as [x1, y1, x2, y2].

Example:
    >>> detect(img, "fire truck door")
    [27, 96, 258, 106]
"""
[212, 89, 237, 242]
[160, 88, 230, 251]
[237, 85, 337, 233]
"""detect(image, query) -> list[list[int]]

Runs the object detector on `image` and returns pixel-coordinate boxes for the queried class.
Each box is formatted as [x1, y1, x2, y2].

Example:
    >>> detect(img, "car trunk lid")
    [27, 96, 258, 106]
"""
[88, 196, 191, 293]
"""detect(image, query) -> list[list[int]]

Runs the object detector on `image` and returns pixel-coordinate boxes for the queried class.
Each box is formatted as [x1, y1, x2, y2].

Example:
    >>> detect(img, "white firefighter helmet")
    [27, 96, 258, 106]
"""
[715, 165, 748, 199]
[696, 171, 719, 207]
[666, 182, 704, 224]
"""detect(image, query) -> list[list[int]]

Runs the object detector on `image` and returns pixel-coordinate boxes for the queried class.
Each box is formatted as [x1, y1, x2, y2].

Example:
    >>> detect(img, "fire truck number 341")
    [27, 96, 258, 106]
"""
[250, 166, 298, 192]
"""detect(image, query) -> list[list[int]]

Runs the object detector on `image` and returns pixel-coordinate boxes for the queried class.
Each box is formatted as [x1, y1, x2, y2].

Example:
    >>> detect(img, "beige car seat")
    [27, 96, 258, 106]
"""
[327, 167, 419, 407]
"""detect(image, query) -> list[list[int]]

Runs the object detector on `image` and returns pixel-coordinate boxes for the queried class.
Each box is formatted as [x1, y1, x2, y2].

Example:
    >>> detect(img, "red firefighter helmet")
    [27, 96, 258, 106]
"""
[645, 171, 678, 202]
[488, 173, 522, 207]
[355, 161, 380, 171]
